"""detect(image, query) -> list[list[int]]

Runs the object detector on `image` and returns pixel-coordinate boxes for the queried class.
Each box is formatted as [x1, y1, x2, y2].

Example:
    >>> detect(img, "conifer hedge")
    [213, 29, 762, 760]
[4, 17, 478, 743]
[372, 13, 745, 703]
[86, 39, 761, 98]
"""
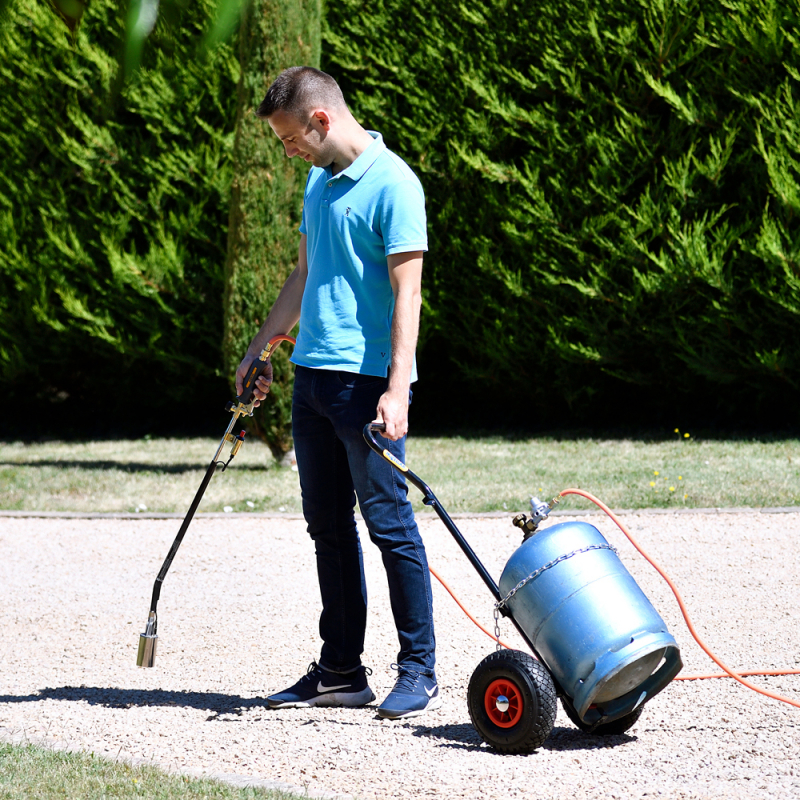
[323, 0, 800, 427]
[4, 0, 798, 439]
[0, 0, 238, 432]
[222, 0, 320, 458]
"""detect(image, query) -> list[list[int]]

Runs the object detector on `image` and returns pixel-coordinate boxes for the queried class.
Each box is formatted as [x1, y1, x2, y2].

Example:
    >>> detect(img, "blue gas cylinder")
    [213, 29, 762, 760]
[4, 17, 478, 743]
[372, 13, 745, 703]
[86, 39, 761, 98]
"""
[498, 520, 682, 723]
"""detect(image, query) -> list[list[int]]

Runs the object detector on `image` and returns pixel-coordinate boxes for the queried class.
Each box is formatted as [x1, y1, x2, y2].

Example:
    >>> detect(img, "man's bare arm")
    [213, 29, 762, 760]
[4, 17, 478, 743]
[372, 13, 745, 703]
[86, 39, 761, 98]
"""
[375, 250, 423, 440]
[235, 234, 308, 403]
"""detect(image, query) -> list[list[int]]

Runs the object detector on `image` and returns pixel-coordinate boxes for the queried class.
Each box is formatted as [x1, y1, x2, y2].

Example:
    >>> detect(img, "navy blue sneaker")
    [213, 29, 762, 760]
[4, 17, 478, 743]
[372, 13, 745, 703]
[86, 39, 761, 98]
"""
[377, 665, 442, 719]
[267, 662, 375, 709]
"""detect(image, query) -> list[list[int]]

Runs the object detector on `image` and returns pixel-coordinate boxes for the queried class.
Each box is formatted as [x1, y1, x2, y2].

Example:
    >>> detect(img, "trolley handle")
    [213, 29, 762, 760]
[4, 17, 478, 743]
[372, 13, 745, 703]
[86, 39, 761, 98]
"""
[363, 422, 430, 497]
[362, 422, 507, 606]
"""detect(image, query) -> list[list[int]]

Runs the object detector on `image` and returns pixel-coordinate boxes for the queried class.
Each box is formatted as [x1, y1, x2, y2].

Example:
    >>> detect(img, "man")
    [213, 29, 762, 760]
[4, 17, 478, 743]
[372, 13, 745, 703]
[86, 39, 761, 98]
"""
[235, 66, 438, 720]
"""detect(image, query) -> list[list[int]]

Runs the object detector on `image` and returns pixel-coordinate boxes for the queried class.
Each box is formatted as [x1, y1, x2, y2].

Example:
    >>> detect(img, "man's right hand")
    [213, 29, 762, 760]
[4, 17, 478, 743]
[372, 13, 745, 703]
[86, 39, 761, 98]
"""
[235, 354, 274, 407]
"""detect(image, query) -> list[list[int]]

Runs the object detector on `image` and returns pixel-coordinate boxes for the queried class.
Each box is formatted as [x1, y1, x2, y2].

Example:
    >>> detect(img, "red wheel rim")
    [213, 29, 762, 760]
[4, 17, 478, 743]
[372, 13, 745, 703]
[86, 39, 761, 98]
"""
[484, 678, 524, 728]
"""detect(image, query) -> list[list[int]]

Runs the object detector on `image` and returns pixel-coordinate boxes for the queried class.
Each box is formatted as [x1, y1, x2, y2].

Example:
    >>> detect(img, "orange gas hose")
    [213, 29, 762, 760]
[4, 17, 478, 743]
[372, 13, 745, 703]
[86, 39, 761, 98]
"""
[559, 488, 800, 707]
[431, 491, 800, 708]
[675, 670, 800, 681]
[428, 565, 513, 650]
[268, 334, 297, 347]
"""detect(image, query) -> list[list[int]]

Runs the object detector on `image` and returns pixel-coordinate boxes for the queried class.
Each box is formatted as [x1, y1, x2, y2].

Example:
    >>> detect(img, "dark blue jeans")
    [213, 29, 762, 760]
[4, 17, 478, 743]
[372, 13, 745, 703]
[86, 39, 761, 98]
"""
[291, 365, 436, 677]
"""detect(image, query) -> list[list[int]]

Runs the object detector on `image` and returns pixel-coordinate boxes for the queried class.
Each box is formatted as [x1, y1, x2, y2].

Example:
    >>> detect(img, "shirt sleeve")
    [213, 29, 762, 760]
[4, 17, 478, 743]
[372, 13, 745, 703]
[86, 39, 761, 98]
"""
[299, 169, 315, 235]
[379, 178, 428, 256]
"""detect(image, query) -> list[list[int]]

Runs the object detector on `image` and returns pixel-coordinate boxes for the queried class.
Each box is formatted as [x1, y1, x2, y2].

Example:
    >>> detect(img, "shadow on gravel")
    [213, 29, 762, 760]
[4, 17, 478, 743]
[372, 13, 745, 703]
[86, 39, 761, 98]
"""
[409, 722, 483, 750]
[410, 722, 635, 752]
[0, 686, 271, 715]
[543, 726, 637, 751]
[0, 461, 272, 474]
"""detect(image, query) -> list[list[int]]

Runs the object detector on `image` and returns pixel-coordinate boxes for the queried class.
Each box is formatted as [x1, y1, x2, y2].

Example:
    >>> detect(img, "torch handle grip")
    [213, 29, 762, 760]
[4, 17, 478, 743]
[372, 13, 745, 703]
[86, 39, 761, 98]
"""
[237, 357, 269, 405]
[236, 334, 296, 405]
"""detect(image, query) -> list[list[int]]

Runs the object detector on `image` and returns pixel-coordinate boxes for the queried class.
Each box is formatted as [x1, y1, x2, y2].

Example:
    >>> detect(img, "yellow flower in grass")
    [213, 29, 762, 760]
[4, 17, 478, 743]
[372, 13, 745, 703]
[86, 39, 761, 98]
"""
[650, 481, 655, 487]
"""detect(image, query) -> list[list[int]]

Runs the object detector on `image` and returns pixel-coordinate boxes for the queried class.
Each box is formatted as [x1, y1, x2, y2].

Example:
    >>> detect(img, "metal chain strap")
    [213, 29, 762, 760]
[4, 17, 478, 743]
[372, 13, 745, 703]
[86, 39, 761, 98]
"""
[495, 543, 618, 614]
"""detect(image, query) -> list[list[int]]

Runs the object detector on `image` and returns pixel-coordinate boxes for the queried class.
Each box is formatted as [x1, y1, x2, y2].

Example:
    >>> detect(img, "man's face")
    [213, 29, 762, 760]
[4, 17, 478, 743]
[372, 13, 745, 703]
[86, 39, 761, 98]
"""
[267, 109, 333, 168]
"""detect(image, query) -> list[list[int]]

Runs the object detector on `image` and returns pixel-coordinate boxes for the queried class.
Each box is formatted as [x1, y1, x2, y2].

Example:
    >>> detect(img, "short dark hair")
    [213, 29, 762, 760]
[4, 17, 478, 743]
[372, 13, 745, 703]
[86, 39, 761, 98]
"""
[256, 66, 346, 120]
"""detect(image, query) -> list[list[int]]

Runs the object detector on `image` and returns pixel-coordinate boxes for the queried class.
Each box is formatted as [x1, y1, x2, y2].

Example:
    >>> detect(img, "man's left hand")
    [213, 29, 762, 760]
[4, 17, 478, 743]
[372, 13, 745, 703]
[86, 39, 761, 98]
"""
[374, 388, 409, 441]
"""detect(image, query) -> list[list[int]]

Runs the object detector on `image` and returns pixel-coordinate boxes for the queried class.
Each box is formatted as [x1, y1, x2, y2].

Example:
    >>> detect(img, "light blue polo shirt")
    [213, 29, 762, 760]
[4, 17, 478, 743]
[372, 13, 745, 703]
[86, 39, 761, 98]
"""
[292, 131, 427, 381]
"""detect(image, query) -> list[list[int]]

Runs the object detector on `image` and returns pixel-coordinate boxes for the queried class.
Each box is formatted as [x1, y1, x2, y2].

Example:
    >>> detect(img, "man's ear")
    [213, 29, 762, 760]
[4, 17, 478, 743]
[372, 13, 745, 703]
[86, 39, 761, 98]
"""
[310, 109, 331, 132]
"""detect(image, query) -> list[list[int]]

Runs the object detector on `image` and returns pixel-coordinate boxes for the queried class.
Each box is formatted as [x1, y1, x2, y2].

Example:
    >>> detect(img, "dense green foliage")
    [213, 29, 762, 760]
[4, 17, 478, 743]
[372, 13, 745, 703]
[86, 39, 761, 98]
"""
[323, 0, 800, 428]
[0, 0, 238, 434]
[3, 0, 799, 441]
[222, 0, 320, 457]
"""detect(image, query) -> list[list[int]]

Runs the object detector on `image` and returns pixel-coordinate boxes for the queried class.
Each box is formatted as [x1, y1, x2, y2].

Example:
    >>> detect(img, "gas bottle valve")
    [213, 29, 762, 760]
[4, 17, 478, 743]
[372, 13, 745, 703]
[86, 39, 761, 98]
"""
[513, 497, 555, 540]
[512, 513, 537, 540]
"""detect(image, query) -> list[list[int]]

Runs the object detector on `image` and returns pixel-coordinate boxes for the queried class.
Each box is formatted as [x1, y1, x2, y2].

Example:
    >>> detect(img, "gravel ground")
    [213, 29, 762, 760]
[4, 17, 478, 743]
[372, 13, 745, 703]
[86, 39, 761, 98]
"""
[1, 510, 799, 800]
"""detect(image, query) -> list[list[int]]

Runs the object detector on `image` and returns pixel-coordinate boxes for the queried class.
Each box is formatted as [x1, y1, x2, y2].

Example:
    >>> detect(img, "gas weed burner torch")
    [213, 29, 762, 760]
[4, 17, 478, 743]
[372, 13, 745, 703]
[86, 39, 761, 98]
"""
[136, 334, 295, 667]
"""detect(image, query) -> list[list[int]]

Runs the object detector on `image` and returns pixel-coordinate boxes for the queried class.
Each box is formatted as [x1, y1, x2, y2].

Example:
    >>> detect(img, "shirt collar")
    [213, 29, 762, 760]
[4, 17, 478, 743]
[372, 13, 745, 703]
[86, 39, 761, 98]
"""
[325, 131, 385, 182]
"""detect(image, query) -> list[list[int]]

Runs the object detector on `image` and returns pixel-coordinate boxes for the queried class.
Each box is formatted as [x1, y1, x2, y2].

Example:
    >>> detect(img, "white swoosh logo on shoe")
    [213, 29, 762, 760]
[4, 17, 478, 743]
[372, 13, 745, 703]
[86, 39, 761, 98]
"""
[317, 681, 351, 693]
[424, 685, 437, 697]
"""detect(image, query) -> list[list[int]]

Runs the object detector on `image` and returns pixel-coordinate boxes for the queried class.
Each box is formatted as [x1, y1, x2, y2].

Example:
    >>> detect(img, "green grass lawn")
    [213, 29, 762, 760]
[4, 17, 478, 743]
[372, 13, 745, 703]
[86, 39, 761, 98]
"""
[1, 430, 798, 513]
[0, 743, 304, 800]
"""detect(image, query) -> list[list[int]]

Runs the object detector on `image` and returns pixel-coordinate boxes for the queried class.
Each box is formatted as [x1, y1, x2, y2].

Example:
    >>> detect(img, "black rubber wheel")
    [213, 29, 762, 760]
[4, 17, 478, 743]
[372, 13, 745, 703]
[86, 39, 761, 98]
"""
[560, 695, 644, 736]
[468, 650, 557, 754]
